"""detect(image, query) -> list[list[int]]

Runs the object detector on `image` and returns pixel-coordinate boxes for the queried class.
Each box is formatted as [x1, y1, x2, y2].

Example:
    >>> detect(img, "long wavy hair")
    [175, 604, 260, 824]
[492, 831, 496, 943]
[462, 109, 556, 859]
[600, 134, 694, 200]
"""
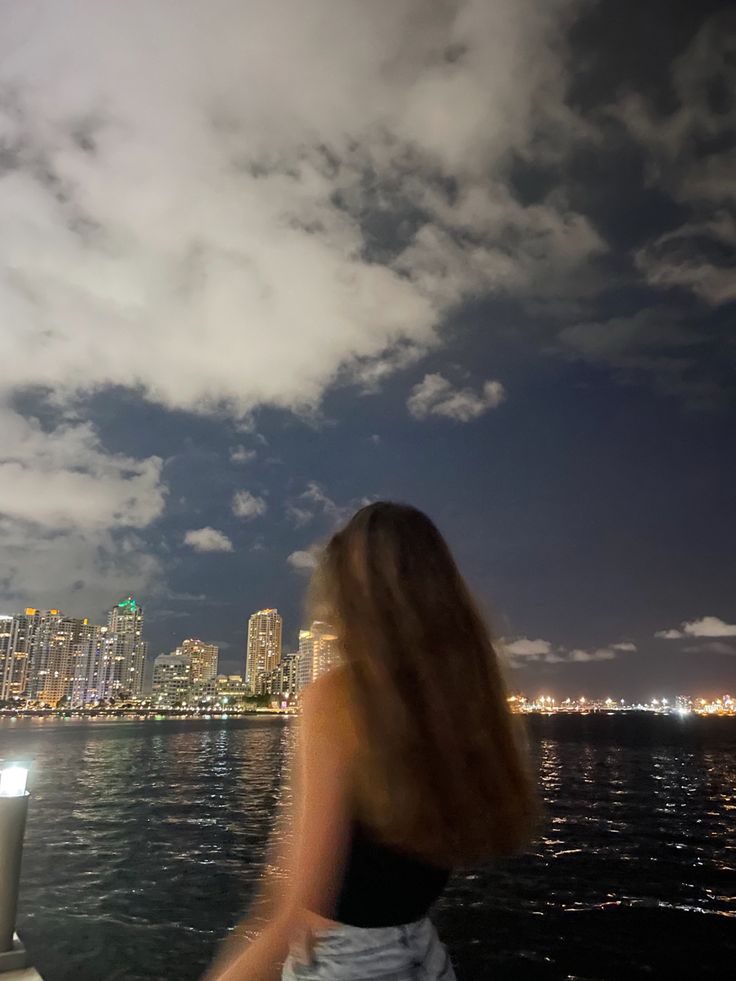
[308, 501, 539, 869]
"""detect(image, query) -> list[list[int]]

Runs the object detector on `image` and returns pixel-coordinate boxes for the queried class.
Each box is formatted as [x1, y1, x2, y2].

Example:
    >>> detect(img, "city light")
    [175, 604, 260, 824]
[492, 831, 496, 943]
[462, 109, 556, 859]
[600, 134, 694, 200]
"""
[507, 694, 735, 716]
[0, 765, 28, 798]
[1, 597, 733, 719]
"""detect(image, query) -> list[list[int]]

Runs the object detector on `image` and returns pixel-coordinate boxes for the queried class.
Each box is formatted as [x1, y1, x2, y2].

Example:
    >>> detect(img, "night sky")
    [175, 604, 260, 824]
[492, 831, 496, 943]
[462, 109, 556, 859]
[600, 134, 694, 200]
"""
[1, 1, 734, 698]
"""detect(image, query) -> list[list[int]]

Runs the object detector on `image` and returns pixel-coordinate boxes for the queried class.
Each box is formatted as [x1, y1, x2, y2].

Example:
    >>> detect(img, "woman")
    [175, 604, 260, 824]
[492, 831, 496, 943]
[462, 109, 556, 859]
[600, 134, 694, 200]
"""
[206, 502, 538, 981]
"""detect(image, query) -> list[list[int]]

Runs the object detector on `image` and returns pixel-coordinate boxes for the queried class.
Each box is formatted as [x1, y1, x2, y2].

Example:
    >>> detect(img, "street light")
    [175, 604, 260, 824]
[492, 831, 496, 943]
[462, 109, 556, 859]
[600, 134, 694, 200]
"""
[0, 762, 30, 973]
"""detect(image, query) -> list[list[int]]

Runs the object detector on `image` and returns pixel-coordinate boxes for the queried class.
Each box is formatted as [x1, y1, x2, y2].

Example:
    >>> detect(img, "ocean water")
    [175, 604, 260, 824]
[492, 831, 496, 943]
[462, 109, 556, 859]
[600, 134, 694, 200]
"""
[1, 714, 734, 980]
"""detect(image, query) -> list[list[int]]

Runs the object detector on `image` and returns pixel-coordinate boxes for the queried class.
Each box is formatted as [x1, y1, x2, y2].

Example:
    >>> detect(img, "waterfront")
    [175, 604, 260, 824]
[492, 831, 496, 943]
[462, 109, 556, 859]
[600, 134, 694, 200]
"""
[2, 714, 735, 980]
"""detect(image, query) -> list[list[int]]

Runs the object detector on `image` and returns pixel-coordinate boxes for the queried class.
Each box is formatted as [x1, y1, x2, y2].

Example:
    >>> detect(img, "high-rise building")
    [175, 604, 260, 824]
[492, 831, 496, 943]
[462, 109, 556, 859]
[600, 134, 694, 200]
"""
[0, 615, 15, 702]
[65, 618, 97, 706]
[1, 609, 96, 707]
[152, 653, 192, 705]
[178, 639, 219, 686]
[297, 621, 340, 693]
[96, 597, 148, 701]
[24, 609, 59, 703]
[295, 644, 310, 694]
[245, 609, 282, 694]
[70, 624, 105, 707]
[268, 652, 299, 700]
[20, 609, 92, 707]
[38, 616, 94, 706]
[2, 609, 42, 701]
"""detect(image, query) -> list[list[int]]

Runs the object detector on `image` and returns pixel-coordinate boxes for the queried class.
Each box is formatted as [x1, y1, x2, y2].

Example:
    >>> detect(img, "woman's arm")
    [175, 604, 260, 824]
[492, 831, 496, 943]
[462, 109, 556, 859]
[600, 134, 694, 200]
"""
[204, 671, 354, 981]
[202, 798, 294, 977]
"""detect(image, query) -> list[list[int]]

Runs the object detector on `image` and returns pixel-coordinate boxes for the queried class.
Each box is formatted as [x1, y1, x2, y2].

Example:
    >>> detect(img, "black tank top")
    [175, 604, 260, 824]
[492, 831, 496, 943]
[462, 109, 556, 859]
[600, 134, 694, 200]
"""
[332, 818, 452, 927]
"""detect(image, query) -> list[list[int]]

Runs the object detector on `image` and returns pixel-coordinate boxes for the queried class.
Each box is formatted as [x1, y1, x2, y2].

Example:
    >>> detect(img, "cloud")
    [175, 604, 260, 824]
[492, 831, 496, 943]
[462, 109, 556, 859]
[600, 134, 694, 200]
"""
[559, 309, 701, 363]
[568, 647, 616, 662]
[0, 408, 165, 531]
[287, 549, 320, 572]
[503, 637, 553, 658]
[656, 616, 736, 640]
[0, 523, 162, 620]
[557, 307, 718, 404]
[348, 342, 429, 394]
[393, 183, 604, 308]
[0, 0, 608, 610]
[683, 617, 736, 638]
[613, 12, 736, 306]
[408, 373, 505, 421]
[635, 212, 736, 307]
[682, 640, 736, 656]
[230, 446, 257, 464]
[0, 406, 166, 616]
[1, 0, 599, 424]
[286, 483, 339, 527]
[161, 591, 208, 602]
[146, 608, 192, 621]
[286, 482, 366, 529]
[183, 527, 234, 552]
[232, 490, 267, 519]
[503, 634, 631, 668]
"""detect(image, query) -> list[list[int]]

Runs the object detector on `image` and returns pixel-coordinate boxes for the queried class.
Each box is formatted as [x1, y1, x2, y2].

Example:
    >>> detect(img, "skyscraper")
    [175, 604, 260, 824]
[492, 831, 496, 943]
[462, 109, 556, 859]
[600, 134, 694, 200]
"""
[0, 609, 94, 707]
[17, 609, 92, 707]
[2, 609, 41, 701]
[37, 615, 96, 707]
[27, 611, 62, 704]
[97, 597, 148, 701]
[297, 621, 340, 692]
[178, 638, 219, 686]
[245, 608, 282, 694]
[70, 623, 105, 707]
[0, 615, 15, 702]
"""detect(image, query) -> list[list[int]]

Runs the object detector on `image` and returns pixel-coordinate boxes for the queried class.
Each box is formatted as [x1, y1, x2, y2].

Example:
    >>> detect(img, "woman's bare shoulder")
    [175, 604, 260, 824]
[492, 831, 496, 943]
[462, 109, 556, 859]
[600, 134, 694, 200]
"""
[302, 666, 358, 748]
[302, 663, 348, 704]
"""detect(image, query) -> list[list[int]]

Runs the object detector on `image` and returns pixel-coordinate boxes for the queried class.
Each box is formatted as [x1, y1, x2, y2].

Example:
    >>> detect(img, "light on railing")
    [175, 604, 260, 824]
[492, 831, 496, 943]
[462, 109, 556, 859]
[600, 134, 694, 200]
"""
[0, 766, 28, 798]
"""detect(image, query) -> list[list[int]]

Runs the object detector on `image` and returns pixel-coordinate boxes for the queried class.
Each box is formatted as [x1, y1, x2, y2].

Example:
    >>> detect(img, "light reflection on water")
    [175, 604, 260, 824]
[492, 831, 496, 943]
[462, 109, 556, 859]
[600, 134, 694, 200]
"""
[2, 714, 734, 980]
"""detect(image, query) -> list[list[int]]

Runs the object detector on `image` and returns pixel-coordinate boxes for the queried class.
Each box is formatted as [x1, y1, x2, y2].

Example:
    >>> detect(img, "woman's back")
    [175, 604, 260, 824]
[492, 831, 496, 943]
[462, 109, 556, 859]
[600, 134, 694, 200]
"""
[282, 669, 460, 980]
[332, 816, 452, 929]
[309, 502, 539, 872]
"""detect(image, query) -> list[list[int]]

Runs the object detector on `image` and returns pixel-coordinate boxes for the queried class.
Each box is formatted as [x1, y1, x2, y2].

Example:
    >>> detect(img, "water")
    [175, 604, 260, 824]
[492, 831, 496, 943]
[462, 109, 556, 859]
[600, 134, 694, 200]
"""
[2, 714, 734, 980]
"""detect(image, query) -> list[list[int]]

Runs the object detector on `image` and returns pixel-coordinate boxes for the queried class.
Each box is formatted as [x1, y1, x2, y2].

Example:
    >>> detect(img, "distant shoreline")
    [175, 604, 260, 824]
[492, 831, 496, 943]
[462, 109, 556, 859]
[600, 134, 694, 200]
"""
[2, 707, 734, 721]
[0, 708, 298, 720]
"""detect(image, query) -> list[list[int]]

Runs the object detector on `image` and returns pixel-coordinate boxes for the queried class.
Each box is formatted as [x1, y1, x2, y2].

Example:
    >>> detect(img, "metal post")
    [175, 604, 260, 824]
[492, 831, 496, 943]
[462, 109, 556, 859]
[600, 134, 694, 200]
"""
[0, 766, 30, 974]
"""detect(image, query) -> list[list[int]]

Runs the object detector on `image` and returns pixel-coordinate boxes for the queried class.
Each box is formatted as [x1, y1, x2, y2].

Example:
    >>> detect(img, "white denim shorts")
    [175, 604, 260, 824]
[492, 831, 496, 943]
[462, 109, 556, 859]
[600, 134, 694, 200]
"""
[282, 915, 458, 981]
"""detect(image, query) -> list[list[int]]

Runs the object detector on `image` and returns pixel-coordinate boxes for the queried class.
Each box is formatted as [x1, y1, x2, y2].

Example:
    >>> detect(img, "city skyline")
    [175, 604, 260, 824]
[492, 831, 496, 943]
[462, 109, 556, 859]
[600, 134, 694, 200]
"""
[1, 595, 345, 707]
[2, 591, 734, 703]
